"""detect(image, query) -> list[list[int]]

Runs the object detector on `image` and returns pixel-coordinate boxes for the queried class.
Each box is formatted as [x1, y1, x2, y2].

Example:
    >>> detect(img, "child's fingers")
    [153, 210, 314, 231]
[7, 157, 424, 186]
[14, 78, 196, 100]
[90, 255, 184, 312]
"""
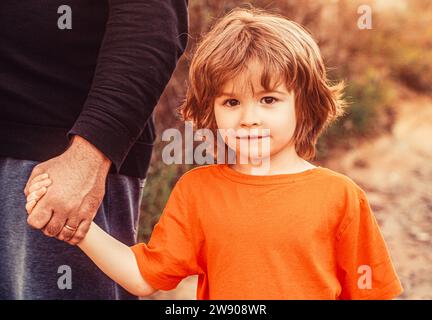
[26, 200, 37, 215]
[28, 178, 52, 194]
[26, 187, 47, 203]
[24, 173, 49, 196]
[26, 186, 48, 215]
[30, 173, 49, 183]
[30, 173, 49, 185]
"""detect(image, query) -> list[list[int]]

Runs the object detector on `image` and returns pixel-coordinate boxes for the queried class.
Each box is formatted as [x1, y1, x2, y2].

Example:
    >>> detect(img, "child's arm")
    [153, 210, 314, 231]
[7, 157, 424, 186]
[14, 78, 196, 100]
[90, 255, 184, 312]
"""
[26, 174, 156, 297]
[78, 221, 156, 297]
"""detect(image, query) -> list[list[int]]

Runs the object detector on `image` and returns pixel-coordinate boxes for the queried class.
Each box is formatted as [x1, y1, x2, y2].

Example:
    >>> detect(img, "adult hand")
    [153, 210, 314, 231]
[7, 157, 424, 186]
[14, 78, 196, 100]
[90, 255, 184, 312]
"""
[24, 135, 112, 245]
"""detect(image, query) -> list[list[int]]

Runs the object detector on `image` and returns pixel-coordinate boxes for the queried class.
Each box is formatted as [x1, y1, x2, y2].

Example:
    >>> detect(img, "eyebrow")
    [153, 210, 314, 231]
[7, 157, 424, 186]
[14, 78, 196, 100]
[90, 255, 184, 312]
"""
[218, 90, 287, 97]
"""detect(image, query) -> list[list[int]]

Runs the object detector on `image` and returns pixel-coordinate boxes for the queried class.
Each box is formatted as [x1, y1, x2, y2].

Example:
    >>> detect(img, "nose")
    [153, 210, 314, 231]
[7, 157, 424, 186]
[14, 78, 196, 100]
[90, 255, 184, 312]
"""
[240, 103, 262, 128]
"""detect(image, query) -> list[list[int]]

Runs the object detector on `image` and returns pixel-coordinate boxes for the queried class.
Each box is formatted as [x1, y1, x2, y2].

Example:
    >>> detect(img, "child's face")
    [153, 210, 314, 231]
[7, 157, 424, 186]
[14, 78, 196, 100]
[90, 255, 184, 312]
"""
[213, 59, 297, 163]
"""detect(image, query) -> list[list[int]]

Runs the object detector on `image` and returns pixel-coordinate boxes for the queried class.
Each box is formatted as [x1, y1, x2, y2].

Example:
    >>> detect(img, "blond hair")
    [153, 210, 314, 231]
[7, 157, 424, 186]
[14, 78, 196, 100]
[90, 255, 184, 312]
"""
[180, 6, 346, 160]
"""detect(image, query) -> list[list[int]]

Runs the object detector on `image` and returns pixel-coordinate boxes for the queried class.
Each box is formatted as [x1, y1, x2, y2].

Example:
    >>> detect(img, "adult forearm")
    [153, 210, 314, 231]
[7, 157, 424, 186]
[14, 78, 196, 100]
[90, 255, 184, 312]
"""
[78, 222, 156, 297]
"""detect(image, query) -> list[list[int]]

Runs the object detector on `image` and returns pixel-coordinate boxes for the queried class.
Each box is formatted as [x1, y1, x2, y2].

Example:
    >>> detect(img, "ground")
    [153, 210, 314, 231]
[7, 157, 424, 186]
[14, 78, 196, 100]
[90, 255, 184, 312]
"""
[325, 90, 432, 299]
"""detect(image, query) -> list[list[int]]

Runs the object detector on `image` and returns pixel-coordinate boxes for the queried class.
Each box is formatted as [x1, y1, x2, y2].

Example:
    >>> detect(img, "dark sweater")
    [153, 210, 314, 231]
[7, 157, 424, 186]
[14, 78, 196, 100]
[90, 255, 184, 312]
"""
[0, 0, 188, 178]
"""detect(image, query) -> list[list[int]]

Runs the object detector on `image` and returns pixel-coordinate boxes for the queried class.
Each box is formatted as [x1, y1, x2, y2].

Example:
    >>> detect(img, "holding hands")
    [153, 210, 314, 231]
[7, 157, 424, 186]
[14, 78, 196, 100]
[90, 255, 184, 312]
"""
[23, 135, 111, 245]
[25, 173, 51, 214]
[24, 173, 82, 238]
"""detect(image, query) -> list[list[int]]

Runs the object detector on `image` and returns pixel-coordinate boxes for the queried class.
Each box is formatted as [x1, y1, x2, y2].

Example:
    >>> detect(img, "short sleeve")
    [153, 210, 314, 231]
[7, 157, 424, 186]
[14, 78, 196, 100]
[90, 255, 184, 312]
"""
[130, 177, 203, 290]
[336, 188, 403, 300]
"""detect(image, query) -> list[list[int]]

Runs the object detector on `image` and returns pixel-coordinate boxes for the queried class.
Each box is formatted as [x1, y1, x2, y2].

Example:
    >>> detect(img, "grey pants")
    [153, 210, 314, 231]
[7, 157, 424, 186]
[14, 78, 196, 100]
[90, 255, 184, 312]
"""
[0, 156, 145, 299]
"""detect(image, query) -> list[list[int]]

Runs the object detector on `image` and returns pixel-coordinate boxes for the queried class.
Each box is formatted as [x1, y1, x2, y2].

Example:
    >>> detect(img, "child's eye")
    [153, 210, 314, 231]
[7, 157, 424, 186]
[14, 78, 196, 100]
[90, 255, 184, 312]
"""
[261, 96, 278, 104]
[223, 99, 240, 107]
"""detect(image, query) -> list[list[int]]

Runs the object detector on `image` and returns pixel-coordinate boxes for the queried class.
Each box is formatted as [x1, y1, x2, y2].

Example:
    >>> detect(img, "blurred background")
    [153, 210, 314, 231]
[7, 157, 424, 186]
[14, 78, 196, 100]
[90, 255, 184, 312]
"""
[139, 0, 432, 299]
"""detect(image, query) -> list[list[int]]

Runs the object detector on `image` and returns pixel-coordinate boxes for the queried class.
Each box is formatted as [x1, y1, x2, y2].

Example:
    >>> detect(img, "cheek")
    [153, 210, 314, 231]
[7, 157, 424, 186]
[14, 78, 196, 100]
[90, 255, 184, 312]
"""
[214, 106, 237, 149]
[213, 106, 224, 128]
[214, 106, 237, 130]
[213, 109, 222, 129]
[267, 107, 297, 141]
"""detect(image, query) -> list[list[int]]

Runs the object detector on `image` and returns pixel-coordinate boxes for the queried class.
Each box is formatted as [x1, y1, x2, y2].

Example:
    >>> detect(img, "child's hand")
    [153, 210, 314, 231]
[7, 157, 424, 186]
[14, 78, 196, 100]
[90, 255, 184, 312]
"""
[25, 173, 52, 214]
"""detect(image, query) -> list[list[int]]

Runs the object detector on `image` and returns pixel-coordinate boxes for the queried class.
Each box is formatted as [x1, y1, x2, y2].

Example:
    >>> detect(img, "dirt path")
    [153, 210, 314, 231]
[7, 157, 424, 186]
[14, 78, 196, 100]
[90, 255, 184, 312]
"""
[325, 91, 432, 299]
[147, 91, 432, 300]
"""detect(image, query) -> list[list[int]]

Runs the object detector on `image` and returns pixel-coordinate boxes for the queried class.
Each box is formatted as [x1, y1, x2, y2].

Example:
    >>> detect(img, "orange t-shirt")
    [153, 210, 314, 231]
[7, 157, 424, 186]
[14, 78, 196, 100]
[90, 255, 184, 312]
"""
[131, 164, 403, 299]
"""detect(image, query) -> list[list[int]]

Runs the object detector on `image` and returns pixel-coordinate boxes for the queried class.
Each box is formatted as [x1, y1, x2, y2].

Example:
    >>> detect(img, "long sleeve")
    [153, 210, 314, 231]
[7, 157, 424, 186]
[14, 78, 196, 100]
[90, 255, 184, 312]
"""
[68, 0, 189, 171]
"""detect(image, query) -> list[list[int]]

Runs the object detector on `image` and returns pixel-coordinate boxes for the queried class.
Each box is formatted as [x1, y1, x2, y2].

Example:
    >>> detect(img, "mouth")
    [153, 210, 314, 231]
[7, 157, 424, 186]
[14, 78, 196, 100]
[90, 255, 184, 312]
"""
[236, 135, 270, 140]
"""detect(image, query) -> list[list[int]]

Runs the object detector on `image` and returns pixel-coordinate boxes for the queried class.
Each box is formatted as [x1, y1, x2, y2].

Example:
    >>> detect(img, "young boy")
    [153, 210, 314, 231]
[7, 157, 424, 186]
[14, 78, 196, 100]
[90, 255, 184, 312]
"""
[25, 7, 403, 299]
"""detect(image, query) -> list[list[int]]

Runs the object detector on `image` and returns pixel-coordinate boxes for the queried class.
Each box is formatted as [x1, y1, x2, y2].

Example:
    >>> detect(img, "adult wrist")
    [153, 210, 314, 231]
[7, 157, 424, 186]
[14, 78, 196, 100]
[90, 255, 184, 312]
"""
[68, 135, 112, 172]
